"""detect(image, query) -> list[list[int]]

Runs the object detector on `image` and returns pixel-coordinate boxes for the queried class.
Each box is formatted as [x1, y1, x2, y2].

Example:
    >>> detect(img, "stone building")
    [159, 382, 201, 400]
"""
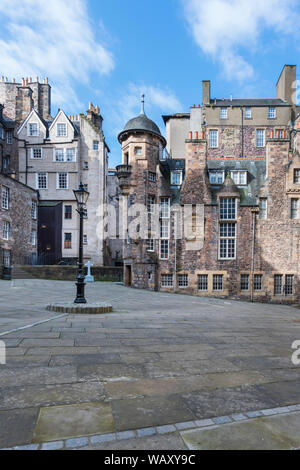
[0, 76, 109, 265]
[0, 173, 38, 267]
[117, 64, 300, 303]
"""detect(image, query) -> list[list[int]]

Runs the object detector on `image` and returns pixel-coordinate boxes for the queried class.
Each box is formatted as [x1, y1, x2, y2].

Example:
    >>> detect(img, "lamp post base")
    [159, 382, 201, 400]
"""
[74, 275, 87, 304]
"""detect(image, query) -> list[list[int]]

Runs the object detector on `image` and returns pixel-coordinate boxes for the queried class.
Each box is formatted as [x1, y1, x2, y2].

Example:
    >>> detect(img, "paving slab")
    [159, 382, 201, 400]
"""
[81, 433, 187, 450]
[0, 408, 39, 448]
[111, 395, 195, 431]
[181, 412, 300, 450]
[0, 365, 78, 388]
[33, 402, 114, 442]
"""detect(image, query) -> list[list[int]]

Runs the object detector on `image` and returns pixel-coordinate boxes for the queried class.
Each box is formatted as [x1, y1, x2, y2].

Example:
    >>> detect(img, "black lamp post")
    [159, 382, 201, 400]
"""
[73, 182, 89, 303]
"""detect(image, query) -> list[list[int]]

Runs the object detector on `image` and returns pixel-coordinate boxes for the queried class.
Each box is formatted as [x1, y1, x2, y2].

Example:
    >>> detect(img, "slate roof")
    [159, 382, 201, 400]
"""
[209, 98, 290, 107]
[118, 113, 164, 142]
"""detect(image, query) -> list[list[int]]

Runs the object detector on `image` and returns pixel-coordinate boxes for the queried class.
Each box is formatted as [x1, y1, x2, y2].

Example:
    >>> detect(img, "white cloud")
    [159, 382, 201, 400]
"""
[0, 0, 114, 109]
[182, 0, 300, 81]
[107, 83, 182, 136]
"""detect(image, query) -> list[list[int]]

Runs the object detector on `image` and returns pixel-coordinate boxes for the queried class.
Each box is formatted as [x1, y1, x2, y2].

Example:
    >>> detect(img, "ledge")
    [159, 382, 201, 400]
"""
[46, 302, 113, 314]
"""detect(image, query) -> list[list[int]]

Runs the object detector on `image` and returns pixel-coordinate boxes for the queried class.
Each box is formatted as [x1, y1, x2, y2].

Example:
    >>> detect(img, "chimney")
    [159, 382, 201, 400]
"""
[202, 80, 211, 105]
[276, 64, 296, 107]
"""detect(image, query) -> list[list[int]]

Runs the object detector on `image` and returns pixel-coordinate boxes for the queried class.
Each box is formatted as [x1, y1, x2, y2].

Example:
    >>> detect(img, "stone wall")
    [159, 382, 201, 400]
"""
[14, 265, 123, 282]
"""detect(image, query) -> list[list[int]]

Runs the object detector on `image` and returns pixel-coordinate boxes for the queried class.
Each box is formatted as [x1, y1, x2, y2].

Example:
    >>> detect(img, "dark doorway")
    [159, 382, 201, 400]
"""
[125, 265, 132, 287]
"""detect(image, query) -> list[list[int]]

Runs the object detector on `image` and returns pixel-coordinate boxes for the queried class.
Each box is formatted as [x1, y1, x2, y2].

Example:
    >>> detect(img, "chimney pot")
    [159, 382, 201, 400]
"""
[188, 131, 193, 140]
[194, 131, 199, 140]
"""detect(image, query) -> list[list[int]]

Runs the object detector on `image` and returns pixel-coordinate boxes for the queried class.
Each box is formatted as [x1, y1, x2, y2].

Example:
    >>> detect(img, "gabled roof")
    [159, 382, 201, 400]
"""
[17, 108, 48, 135]
[48, 109, 78, 134]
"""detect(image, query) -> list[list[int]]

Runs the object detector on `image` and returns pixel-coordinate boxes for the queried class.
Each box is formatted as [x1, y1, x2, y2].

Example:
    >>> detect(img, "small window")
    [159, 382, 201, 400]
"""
[2, 156, 10, 170]
[213, 274, 223, 291]
[57, 172, 68, 189]
[147, 195, 156, 214]
[83, 184, 88, 191]
[268, 107, 276, 119]
[37, 172, 48, 189]
[31, 230, 37, 246]
[294, 169, 300, 183]
[220, 107, 228, 119]
[171, 171, 182, 185]
[64, 205, 72, 219]
[256, 129, 265, 147]
[259, 198, 267, 219]
[83, 209, 88, 219]
[66, 148, 75, 162]
[198, 274, 208, 291]
[146, 239, 154, 252]
[31, 201, 37, 220]
[254, 274, 263, 291]
[161, 274, 173, 287]
[57, 123, 67, 137]
[160, 239, 169, 259]
[3, 221, 11, 240]
[83, 234, 88, 244]
[32, 148, 42, 159]
[1, 186, 9, 210]
[64, 233, 72, 249]
[291, 199, 299, 219]
[93, 140, 99, 150]
[209, 171, 224, 185]
[55, 149, 64, 162]
[84, 161, 89, 170]
[6, 131, 12, 144]
[178, 274, 188, 288]
[245, 108, 251, 119]
[274, 274, 283, 295]
[0, 127, 4, 139]
[28, 123, 38, 137]
[241, 274, 249, 291]
[134, 146, 142, 155]
[209, 130, 218, 148]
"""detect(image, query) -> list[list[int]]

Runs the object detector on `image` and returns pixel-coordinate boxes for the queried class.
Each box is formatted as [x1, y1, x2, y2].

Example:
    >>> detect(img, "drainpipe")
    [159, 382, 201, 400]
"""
[241, 107, 244, 158]
[250, 209, 257, 302]
[174, 208, 177, 293]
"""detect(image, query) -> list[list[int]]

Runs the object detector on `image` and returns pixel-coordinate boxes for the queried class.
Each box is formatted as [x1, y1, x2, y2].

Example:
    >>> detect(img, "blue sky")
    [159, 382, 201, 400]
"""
[0, 0, 299, 166]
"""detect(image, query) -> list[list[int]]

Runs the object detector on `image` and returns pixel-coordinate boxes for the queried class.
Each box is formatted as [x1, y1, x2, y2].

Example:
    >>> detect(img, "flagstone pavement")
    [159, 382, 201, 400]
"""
[1, 279, 300, 449]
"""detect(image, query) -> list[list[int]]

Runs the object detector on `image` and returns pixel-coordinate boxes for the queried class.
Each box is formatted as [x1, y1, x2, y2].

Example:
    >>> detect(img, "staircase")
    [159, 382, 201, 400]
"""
[12, 266, 36, 279]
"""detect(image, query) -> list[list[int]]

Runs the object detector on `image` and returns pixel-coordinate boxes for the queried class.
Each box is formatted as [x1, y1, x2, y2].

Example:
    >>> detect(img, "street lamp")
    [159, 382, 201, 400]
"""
[73, 182, 89, 303]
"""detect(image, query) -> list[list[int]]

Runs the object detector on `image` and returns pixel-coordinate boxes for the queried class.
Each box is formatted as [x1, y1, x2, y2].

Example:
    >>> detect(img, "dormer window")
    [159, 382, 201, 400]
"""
[28, 123, 38, 137]
[57, 123, 67, 137]
[171, 170, 182, 186]
[230, 170, 247, 185]
[220, 107, 228, 119]
[209, 170, 224, 185]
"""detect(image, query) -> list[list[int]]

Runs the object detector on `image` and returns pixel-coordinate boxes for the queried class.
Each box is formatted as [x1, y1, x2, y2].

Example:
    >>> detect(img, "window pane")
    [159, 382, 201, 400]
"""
[198, 274, 208, 291]
[213, 274, 223, 291]
[241, 274, 249, 290]
[220, 198, 236, 220]
[209, 130, 218, 148]
[178, 274, 188, 287]
[256, 130, 265, 147]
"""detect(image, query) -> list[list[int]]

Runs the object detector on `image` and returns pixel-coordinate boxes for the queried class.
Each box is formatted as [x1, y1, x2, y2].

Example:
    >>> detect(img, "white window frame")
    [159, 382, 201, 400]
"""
[36, 172, 48, 190]
[1, 186, 9, 210]
[198, 274, 208, 291]
[28, 123, 38, 137]
[66, 148, 76, 162]
[171, 171, 182, 185]
[3, 220, 11, 240]
[160, 219, 170, 239]
[161, 274, 173, 287]
[230, 171, 247, 186]
[268, 107, 276, 119]
[178, 274, 188, 288]
[31, 148, 42, 159]
[220, 107, 228, 119]
[31, 201, 37, 220]
[259, 198, 267, 219]
[209, 171, 224, 185]
[219, 222, 236, 260]
[256, 129, 265, 148]
[134, 146, 142, 155]
[160, 197, 170, 219]
[294, 169, 300, 183]
[219, 197, 237, 221]
[57, 123, 67, 137]
[209, 130, 218, 148]
[245, 107, 252, 119]
[56, 172, 68, 190]
[213, 274, 223, 291]
[146, 238, 154, 252]
[160, 239, 169, 260]
[291, 198, 299, 219]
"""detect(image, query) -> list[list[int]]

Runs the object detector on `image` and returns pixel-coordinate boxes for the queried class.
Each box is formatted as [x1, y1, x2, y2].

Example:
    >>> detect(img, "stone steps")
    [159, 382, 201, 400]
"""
[12, 266, 36, 279]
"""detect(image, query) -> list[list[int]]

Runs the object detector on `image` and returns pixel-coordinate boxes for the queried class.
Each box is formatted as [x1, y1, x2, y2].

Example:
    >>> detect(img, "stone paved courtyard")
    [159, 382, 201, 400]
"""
[1, 279, 300, 449]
